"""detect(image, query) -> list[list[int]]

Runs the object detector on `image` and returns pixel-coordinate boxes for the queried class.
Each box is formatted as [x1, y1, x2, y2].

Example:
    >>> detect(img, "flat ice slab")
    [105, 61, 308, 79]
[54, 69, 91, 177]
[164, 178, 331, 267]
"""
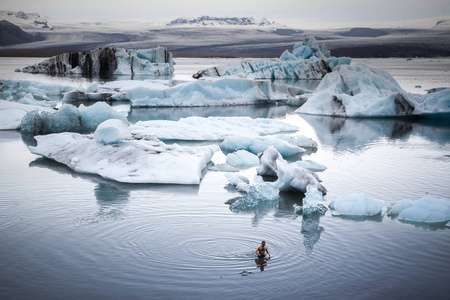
[130, 116, 298, 141]
[30, 132, 218, 184]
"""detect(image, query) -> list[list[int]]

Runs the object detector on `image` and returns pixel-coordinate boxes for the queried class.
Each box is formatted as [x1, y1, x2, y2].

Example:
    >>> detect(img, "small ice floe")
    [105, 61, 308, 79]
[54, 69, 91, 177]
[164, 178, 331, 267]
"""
[130, 116, 298, 141]
[29, 132, 218, 184]
[0, 99, 54, 130]
[226, 175, 279, 211]
[387, 199, 414, 216]
[94, 119, 132, 145]
[397, 194, 450, 224]
[294, 185, 328, 215]
[329, 194, 384, 216]
[296, 160, 327, 172]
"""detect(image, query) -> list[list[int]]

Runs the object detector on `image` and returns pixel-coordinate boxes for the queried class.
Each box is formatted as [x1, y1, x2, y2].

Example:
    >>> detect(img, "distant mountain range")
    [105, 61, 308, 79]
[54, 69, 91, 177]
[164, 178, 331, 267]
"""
[1, 10, 450, 58]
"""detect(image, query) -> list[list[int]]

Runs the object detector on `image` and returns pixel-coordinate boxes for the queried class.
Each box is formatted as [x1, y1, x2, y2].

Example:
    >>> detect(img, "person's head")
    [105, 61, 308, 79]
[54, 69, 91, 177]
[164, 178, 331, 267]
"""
[261, 241, 265, 246]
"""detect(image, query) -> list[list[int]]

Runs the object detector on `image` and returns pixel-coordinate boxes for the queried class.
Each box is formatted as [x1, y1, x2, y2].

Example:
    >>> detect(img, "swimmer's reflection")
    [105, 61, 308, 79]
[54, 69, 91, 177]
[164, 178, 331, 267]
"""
[255, 256, 270, 271]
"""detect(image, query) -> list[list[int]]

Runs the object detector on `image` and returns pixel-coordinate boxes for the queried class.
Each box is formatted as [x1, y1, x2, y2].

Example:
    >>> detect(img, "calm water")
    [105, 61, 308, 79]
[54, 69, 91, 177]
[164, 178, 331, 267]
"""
[1, 57, 450, 299]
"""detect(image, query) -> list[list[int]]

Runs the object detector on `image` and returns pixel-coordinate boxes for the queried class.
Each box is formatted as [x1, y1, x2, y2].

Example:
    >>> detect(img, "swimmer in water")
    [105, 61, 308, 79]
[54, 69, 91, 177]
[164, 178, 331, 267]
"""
[255, 240, 270, 258]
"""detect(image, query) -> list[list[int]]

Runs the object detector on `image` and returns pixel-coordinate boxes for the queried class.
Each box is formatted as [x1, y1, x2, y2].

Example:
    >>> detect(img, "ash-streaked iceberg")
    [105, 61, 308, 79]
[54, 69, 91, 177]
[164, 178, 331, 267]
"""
[0, 99, 54, 130]
[29, 132, 218, 184]
[130, 116, 298, 141]
[296, 63, 450, 118]
[21, 47, 174, 77]
[128, 78, 306, 107]
[193, 36, 350, 80]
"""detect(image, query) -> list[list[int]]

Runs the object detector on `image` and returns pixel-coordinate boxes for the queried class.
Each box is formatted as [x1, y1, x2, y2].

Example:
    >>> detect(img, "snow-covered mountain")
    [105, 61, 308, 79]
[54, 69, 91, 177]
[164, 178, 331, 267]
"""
[166, 16, 280, 27]
[0, 10, 52, 31]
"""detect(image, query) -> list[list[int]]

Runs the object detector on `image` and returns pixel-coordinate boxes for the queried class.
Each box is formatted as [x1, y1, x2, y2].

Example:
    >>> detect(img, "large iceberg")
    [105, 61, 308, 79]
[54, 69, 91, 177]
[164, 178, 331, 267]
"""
[193, 36, 350, 80]
[21, 47, 174, 76]
[29, 132, 218, 184]
[130, 116, 298, 141]
[128, 78, 307, 107]
[21, 102, 128, 135]
[296, 63, 450, 118]
[0, 99, 54, 130]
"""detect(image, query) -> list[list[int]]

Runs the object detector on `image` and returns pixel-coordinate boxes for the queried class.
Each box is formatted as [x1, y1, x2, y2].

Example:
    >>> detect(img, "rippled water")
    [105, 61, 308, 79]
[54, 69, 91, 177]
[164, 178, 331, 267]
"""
[1, 58, 450, 299]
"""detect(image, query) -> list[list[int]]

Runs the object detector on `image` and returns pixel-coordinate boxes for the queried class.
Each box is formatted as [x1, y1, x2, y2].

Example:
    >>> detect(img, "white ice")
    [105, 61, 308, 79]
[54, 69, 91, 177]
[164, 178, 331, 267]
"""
[94, 119, 132, 145]
[130, 116, 298, 141]
[220, 135, 306, 157]
[0, 99, 54, 130]
[300, 185, 328, 214]
[398, 194, 450, 224]
[128, 78, 303, 107]
[296, 160, 327, 172]
[297, 63, 450, 118]
[30, 132, 218, 184]
[226, 150, 259, 167]
[387, 199, 414, 216]
[329, 194, 384, 216]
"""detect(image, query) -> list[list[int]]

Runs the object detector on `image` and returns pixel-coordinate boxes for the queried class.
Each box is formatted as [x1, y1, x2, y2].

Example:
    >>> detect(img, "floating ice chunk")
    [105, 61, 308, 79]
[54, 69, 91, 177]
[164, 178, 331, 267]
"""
[398, 195, 450, 224]
[387, 199, 414, 216]
[300, 185, 328, 214]
[226, 150, 260, 167]
[256, 146, 282, 177]
[274, 159, 327, 195]
[226, 173, 250, 191]
[0, 100, 54, 130]
[277, 134, 318, 149]
[329, 194, 384, 216]
[129, 78, 302, 107]
[94, 119, 131, 145]
[220, 135, 305, 157]
[296, 160, 327, 172]
[326, 57, 352, 71]
[21, 102, 127, 135]
[29, 132, 218, 184]
[297, 63, 450, 118]
[130, 116, 297, 141]
[208, 164, 239, 172]
[228, 176, 279, 211]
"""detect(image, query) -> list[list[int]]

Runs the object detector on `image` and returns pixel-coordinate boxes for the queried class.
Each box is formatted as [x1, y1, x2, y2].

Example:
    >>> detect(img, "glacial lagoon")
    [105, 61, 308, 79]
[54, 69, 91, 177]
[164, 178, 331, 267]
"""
[1, 57, 450, 299]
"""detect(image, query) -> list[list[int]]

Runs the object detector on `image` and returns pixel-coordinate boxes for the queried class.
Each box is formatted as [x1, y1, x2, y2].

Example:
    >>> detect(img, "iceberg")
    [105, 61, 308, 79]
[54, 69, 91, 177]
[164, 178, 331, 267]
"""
[94, 119, 132, 145]
[297, 63, 450, 118]
[256, 147, 326, 194]
[21, 47, 174, 76]
[220, 135, 306, 157]
[29, 132, 218, 184]
[130, 116, 298, 141]
[226, 176, 279, 211]
[193, 36, 351, 80]
[0, 99, 54, 130]
[128, 78, 306, 107]
[21, 102, 128, 135]
[387, 199, 414, 216]
[296, 160, 327, 172]
[296, 185, 328, 215]
[329, 194, 384, 216]
[398, 195, 450, 224]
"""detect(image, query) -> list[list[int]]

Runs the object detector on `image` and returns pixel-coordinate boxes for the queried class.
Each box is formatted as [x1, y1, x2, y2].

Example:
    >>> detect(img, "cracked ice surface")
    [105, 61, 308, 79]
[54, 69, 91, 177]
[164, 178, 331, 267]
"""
[29, 132, 218, 184]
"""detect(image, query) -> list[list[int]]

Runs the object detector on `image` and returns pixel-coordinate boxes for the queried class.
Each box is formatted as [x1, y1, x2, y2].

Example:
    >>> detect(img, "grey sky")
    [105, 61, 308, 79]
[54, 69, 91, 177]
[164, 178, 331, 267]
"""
[3, 0, 450, 27]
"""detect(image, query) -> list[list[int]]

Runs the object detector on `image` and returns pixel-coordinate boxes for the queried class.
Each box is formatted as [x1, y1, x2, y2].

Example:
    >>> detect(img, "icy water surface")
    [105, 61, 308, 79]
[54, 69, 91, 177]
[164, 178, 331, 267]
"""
[1, 57, 450, 299]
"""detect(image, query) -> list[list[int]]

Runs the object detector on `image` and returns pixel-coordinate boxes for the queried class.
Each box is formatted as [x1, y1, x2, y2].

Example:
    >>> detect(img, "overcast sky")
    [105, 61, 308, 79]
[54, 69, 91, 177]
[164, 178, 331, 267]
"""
[3, 0, 450, 27]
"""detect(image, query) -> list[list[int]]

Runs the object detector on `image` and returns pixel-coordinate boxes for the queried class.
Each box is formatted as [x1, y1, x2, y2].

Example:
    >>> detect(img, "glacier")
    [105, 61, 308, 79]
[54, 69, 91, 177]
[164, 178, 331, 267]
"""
[296, 63, 450, 118]
[20, 47, 174, 77]
[193, 36, 351, 80]
[29, 132, 218, 184]
[130, 116, 298, 141]
[128, 78, 307, 107]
